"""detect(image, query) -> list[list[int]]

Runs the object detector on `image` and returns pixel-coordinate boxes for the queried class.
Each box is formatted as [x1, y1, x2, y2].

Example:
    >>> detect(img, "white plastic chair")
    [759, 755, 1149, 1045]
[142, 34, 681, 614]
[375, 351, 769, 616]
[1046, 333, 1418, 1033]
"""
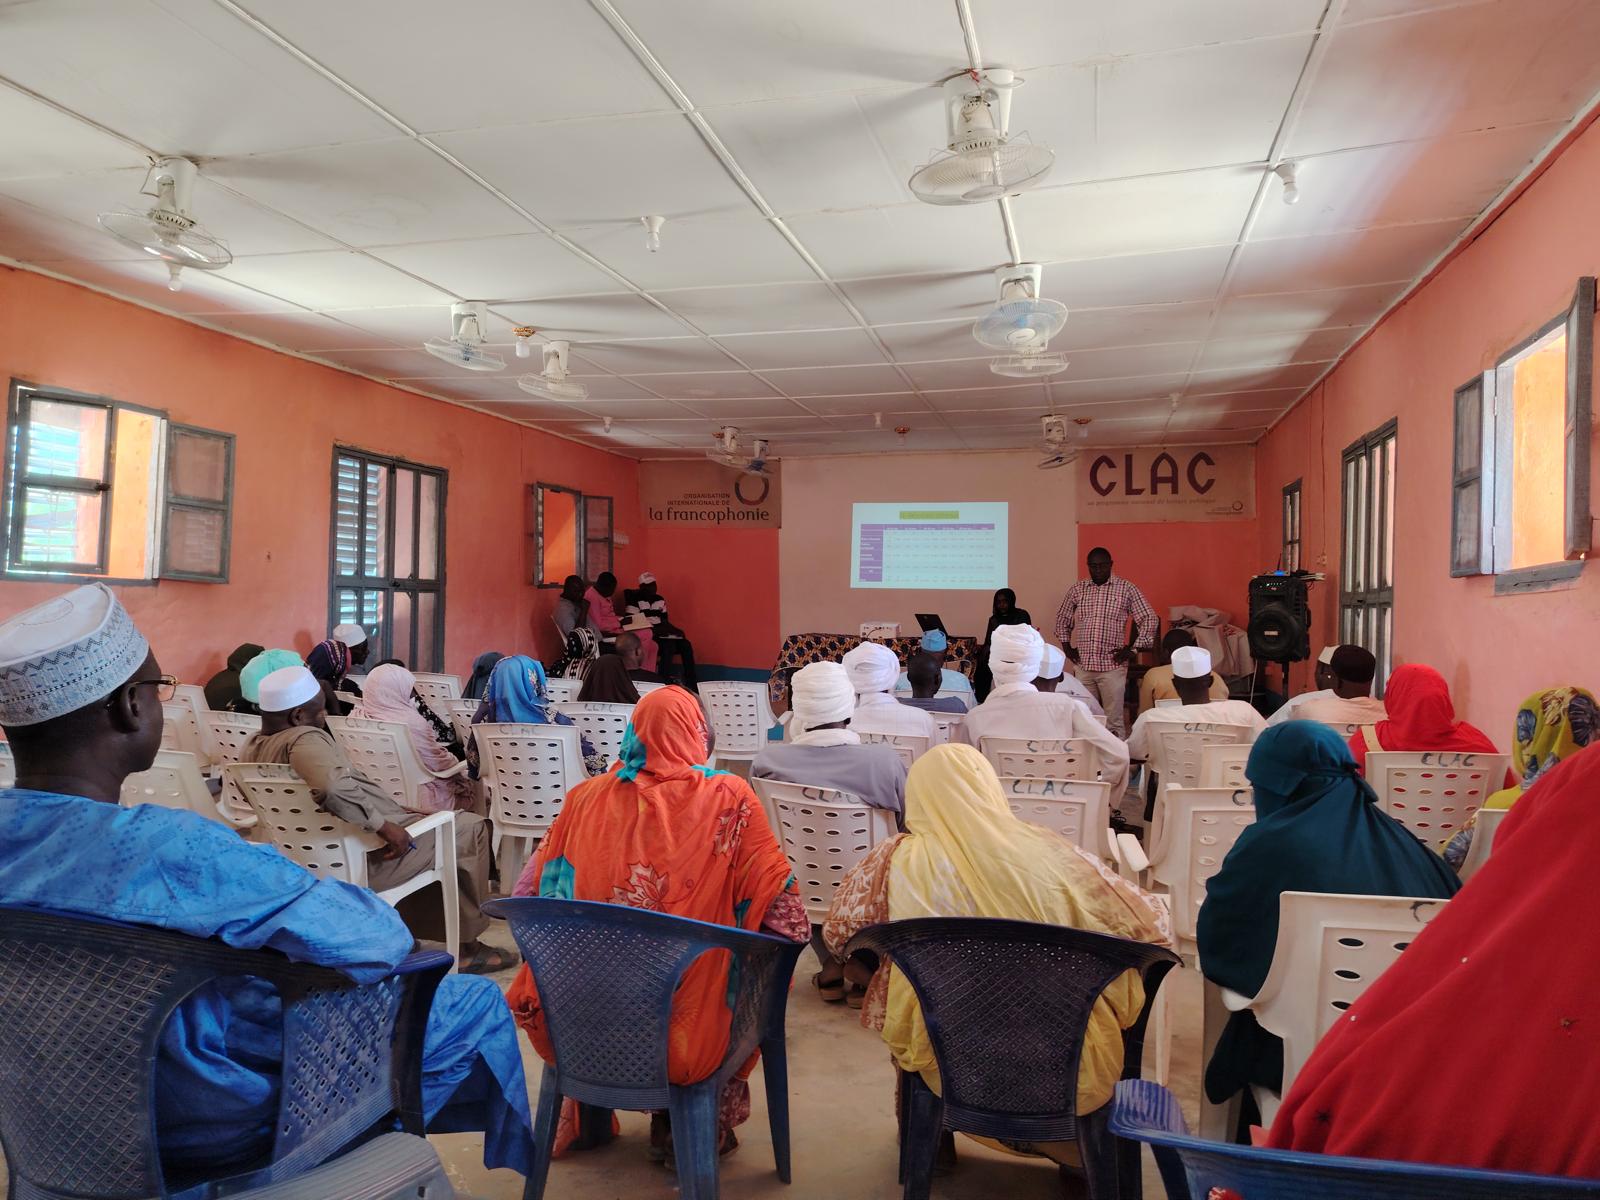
[1313, 719, 1363, 739]
[230, 762, 460, 969]
[700, 681, 778, 767]
[543, 677, 582, 704]
[0, 741, 13, 788]
[1154, 725, 1255, 791]
[978, 735, 1098, 782]
[1366, 750, 1509, 841]
[161, 694, 214, 764]
[997, 775, 1116, 860]
[858, 730, 929, 769]
[636, 681, 667, 696]
[1165, 788, 1258, 952]
[410, 672, 462, 705]
[555, 701, 634, 766]
[326, 715, 469, 814]
[195, 711, 263, 827]
[445, 699, 479, 747]
[927, 711, 964, 746]
[120, 750, 228, 824]
[472, 722, 586, 885]
[749, 778, 896, 923]
[1150, 785, 1256, 893]
[1458, 805, 1510, 882]
[1200, 742, 1252, 789]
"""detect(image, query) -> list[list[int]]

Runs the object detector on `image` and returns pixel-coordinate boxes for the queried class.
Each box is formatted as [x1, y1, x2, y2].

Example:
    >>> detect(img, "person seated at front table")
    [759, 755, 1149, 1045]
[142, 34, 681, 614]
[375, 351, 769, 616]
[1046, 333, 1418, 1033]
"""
[351, 662, 474, 814]
[467, 654, 608, 778]
[894, 628, 972, 708]
[1125, 645, 1266, 763]
[0, 584, 535, 1176]
[1036, 642, 1106, 717]
[627, 570, 696, 689]
[583, 571, 624, 643]
[203, 641, 264, 712]
[898, 652, 968, 714]
[844, 641, 937, 742]
[307, 621, 369, 713]
[618, 630, 662, 684]
[1347, 662, 1499, 774]
[1138, 629, 1229, 714]
[1264, 644, 1340, 726]
[619, 611, 659, 673]
[1200, 722, 1461, 1141]
[822, 743, 1169, 1174]
[552, 575, 589, 641]
[956, 624, 1131, 796]
[242, 664, 511, 975]
[507, 687, 808, 1161]
[1293, 644, 1387, 728]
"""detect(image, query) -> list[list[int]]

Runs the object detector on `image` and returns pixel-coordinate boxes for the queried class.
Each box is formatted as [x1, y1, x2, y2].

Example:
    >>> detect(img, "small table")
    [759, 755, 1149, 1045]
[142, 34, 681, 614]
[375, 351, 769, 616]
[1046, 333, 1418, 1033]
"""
[768, 632, 977, 706]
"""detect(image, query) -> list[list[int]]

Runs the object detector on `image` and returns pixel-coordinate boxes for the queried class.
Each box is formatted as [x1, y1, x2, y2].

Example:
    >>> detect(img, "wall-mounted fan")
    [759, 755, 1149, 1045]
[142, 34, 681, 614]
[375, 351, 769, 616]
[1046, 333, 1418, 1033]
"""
[422, 302, 505, 372]
[97, 156, 232, 292]
[908, 69, 1055, 205]
[975, 263, 1067, 354]
[992, 351, 1068, 378]
[707, 426, 771, 476]
[1037, 414, 1089, 470]
[518, 340, 588, 401]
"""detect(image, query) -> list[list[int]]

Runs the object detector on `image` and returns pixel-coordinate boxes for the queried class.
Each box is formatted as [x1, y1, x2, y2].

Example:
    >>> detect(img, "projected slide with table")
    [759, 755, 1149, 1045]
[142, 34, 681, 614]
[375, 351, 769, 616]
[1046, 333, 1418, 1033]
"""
[850, 502, 1008, 590]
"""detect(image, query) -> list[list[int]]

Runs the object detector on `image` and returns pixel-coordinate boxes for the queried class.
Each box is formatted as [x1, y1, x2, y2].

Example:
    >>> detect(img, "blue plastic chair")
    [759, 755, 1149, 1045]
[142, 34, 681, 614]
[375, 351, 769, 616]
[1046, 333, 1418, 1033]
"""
[844, 916, 1181, 1200]
[1111, 1079, 1600, 1198]
[482, 895, 806, 1200]
[0, 905, 455, 1200]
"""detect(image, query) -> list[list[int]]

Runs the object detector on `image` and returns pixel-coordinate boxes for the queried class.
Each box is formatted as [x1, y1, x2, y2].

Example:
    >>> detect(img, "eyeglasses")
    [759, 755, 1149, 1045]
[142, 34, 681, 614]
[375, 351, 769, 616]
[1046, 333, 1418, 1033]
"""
[129, 674, 179, 703]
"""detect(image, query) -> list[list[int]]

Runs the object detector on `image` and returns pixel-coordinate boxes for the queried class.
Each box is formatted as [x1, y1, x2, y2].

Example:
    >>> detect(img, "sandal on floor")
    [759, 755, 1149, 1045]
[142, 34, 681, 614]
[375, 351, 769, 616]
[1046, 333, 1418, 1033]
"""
[814, 970, 847, 1003]
[460, 944, 518, 974]
[845, 984, 867, 1010]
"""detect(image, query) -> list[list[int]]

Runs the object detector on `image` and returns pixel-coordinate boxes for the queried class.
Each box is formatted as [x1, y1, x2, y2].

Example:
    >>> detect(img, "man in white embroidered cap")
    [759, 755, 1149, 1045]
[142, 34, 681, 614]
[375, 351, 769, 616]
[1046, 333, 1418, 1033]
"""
[0, 584, 536, 1178]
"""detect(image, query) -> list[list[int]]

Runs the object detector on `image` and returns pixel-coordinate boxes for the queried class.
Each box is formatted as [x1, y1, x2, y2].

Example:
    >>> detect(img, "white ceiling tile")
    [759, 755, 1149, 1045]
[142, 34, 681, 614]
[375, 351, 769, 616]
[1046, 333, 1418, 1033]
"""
[0, 0, 398, 156]
[676, 396, 816, 419]
[922, 381, 1067, 411]
[1058, 301, 1218, 351]
[873, 319, 978, 361]
[787, 202, 1011, 279]
[437, 114, 752, 228]
[716, 328, 887, 369]
[1210, 282, 1405, 337]
[1231, 220, 1466, 294]
[969, 0, 1328, 64]
[1186, 362, 1331, 394]
[574, 338, 739, 374]
[223, 252, 452, 309]
[761, 363, 908, 396]
[1195, 327, 1362, 371]
[1291, 0, 1600, 156]
[938, 407, 1048, 428]
[1045, 373, 1194, 405]
[1011, 168, 1257, 262]
[1048, 246, 1237, 309]
[235, 0, 674, 131]
[315, 304, 506, 345]
[207, 140, 529, 247]
[1067, 342, 1203, 380]
[468, 397, 611, 421]
[840, 270, 997, 326]
[796, 392, 931, 417]
[570, 398, 701, 419]
[322, 348, 461, 378]
[899, 357, 1022, 391]
[0, 88, 147, 180]
[0, 198, 128, 265]
[1173, 389, 1302, 417]
[564, 215, 812, 289]
[493, 294, 689, 340]
[625, 372, 780, 400]
[23, 257, 307, 314]
[196, 309, 396, 352]
[653, 282, 858, 333]
[369, 233, 621, 302]
[552, 376, 664, 402]
[825, 410, 943, 430]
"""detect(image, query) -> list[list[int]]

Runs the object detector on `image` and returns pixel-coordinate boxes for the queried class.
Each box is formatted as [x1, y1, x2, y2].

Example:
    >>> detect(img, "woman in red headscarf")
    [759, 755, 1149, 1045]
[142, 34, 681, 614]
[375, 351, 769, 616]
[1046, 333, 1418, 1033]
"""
[1268, 743, 1600, 1177]
[1347, 663, 1499, 773]
[506, 685, 806, 1161]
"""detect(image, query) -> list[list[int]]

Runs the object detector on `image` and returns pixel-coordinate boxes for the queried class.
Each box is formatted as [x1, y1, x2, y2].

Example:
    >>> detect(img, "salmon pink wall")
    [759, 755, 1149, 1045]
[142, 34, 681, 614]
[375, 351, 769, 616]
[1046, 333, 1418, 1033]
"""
[0, 267, 645, 685]
[644, 526, 780, 669]
[1077, 519, 1267, 640]
[1254, 115, 1600, 737]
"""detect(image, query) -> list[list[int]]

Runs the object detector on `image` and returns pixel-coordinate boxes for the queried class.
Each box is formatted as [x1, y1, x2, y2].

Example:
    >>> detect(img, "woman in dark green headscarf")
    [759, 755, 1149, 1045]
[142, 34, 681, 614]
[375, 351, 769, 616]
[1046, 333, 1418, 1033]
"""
[1197, 720, 1460, 1128]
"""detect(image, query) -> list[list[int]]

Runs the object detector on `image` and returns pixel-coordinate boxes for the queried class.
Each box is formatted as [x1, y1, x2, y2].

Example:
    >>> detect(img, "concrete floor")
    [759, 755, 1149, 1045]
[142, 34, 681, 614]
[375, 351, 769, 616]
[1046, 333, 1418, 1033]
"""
[433, 931, 1208, 1200]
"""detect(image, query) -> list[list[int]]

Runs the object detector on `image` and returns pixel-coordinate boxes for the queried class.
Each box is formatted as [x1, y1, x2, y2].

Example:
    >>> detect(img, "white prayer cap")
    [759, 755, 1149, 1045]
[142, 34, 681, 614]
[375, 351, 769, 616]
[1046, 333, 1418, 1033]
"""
[639, 571, 656, 585]
[1172, 645, 1213, 679]
[332, 623, 366, 647]
[790, 661, 856, 731]
[1317, 645, 1338, 665]
[1038, 643, 1066, 680]
[989, 624, 1044, 687]
[843, 641, 899, 694]
[257, 665, 322, 714]
[0, 583, 149, 726]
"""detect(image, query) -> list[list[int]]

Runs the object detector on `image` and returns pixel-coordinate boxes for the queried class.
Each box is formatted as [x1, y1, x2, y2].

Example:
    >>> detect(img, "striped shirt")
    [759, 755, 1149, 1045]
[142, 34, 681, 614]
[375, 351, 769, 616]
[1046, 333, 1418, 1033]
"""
[1054, 575, 1157, 672]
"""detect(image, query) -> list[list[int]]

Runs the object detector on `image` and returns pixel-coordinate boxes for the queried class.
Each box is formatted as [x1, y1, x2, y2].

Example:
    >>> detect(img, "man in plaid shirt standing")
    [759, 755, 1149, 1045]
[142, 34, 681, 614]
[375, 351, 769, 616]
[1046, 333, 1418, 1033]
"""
[1054, 546, 1157, 737]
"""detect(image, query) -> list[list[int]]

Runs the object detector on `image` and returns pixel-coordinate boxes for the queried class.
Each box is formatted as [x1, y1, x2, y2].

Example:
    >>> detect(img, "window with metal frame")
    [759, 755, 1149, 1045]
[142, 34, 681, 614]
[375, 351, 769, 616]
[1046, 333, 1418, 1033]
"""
[532, 483, 615, 585]
[2, 381, 233, 583]
[1340, 420, 1397, 694]
[1281, 478, 1303, 572]
[329, 448, 447, 672]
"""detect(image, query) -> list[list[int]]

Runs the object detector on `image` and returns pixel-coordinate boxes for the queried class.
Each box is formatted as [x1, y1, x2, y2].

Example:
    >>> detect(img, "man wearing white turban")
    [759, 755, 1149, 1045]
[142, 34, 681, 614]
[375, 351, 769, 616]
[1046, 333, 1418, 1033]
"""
[956, 624, 1131, 796]
[843, 640, 938, 741]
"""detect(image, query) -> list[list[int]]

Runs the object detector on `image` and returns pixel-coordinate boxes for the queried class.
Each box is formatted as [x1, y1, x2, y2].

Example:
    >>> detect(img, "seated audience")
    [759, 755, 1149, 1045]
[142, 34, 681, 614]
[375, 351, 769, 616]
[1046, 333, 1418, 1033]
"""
[1138, 629, 1229, 713]
[551, 574, 589, 640]
[468, 654, 606, 778]
[1198, 721, 1460, 1134]
[576, 654, 641, 705]
[584, 571, 624, 642]
[508, 687, 807, 1160]
[238, 647, 303, 715]
[0, 585, 533, 1174]
[351, 662, 473, 814]
[307, 622, 368, 713]
[844, 641, 938, 742]
[823, 743, 1168, 1168]
[1266, 745, 1600, 1176]
[894, 628, 973, 707]
[973, 587, 1031, 702]
[627, 570, 696, 688]
[898, 652, 969, 714]
[620, 611, 659, 672]
[1038, 642, 1106, 716]
[1348, 662, 1498, 773]
[1264, 644, 1339, 726]
[552, 624, 600, 681]
[242, 665, 509, 974]
[957, 624, 1131, 795]
[1243, 661, 1288, 719]
[1293, 645, 1387, 728]
[203, 641, 263, 712]
[618, 629, 662, 683]
[1443, 685, 1596, 870]
[463, 650, 503, 700]
[1126, 646, 1266, 763]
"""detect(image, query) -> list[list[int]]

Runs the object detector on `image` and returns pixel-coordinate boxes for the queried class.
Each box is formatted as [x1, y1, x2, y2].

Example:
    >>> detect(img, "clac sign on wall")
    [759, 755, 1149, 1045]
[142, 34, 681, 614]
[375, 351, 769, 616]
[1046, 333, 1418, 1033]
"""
[1075, 444, 1255, 522]
[639, 460, 782, 528]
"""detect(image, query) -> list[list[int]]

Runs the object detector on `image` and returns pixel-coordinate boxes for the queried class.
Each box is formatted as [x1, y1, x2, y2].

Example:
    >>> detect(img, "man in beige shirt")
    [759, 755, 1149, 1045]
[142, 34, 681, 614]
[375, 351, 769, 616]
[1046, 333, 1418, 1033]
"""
[1295, 645, 1387, 731]
[242, 665, 509, 974]
[1138, 629, 1229, 713]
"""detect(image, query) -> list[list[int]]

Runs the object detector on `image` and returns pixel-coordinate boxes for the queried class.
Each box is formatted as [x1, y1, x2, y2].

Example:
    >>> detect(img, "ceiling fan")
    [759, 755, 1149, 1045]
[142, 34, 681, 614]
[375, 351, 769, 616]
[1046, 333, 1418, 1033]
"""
[908, 68, 1055, 205]
[974, 263, 1067, 355]
[422, 302, 506, 372]
[518, 339, 588, 401]
[707, 426, 772, 477]
[97, 156, 231, 292]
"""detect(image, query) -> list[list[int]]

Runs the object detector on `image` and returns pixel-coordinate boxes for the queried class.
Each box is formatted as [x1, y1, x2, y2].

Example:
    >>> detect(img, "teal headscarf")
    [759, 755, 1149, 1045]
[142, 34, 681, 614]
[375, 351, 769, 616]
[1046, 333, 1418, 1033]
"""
[485, 655, 553, 724]
[1198, 721, 1460, 1102]
[239, 649, 304, 704]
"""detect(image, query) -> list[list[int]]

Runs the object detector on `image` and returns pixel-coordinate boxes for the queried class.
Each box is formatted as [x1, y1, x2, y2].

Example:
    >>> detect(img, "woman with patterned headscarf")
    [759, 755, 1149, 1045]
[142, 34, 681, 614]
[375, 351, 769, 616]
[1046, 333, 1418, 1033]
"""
[507, 687, 806, 1162]
[466, 654, 607, 778]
